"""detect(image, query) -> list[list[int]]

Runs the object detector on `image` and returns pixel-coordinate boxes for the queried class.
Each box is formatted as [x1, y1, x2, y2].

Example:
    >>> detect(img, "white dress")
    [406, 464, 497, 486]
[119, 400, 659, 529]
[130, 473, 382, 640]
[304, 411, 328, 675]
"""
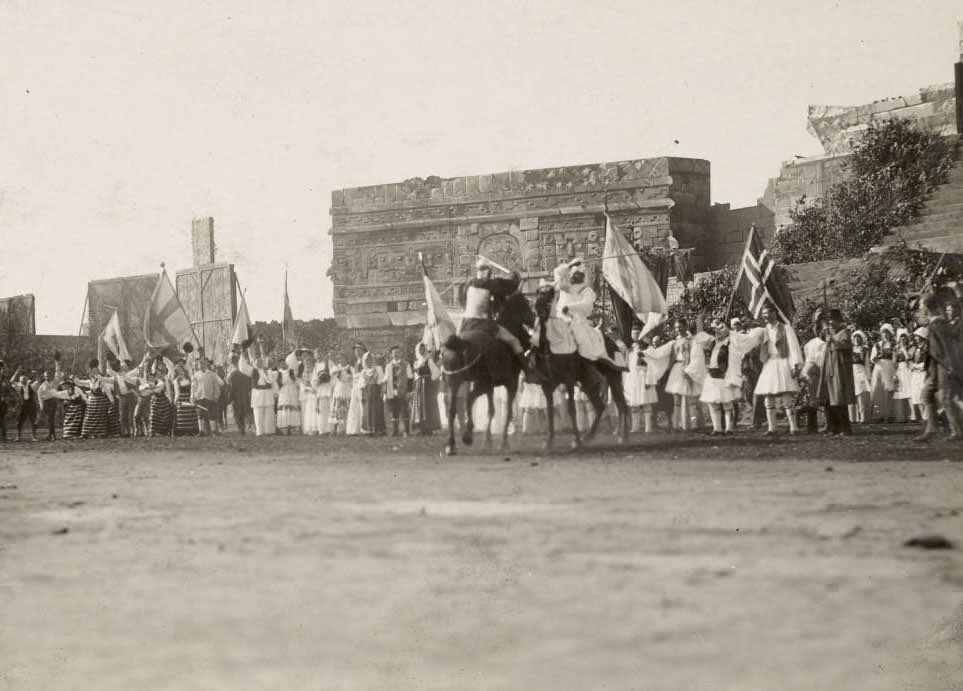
[699, 338, 740, 404]
[315, 364, 333, 434]
[299, 370, 319, 434]
[665, 337, 697, 397]
[345, 362, 364, 435]
[754, 323, 800, 396]
[277, 370, 302, 429]
[250, 368, 277, 436]
[625, 345, 656, 406]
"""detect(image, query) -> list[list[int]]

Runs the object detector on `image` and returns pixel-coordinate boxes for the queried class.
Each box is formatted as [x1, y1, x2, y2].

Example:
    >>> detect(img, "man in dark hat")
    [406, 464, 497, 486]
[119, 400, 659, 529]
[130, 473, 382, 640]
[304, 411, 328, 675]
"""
[816, 308, 855, 436]
[383, 345, 413, 436]
[917, 283, 963, 441]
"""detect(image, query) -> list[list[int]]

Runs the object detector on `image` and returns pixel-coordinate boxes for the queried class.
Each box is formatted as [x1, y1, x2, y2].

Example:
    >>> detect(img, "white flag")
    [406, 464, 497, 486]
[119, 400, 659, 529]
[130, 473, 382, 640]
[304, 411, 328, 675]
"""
[231, 293, 251, 346]
[602, 214, 667, 338]
[422, 264, 455, 350]
[101, 309, 131, 362]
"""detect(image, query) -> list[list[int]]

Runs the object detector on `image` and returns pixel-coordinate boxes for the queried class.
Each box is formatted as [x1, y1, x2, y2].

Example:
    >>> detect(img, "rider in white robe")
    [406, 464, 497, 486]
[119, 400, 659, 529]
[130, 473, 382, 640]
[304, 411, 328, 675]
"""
[553, 258, 610, 364]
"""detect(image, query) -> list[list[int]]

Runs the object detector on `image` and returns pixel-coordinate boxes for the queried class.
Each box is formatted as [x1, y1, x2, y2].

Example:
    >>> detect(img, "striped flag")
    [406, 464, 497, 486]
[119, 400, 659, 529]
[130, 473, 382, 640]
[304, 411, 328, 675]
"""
[420, 255, 455, 350]
[732, 225, 795, 322]
[230, 292, 251, 346]
[602, 214, 667, 341]
[101, 309, 131, 362]
[144, 267, 195, 350]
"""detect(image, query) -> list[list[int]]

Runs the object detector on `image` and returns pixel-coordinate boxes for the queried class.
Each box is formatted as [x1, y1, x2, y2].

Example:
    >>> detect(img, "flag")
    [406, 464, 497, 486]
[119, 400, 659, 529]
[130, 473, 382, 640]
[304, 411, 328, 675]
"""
[732, 225, 795, 322]
[602, 214, 667, 341]
[144, 267, 195, 350]
[230, 292, 251, 346]
[282, 269, 296, 344]
[101, 309, 131, 362]
[421, 257, 456, 350]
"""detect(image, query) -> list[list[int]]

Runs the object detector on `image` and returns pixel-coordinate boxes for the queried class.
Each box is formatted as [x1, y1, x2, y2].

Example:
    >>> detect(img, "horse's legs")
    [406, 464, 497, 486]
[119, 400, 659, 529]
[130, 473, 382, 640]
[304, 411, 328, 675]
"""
[463, 384, 484, 446]
[610, 378, 630, 444]
[445, 378, 459, 455]
[501, 384, 516, 452]
[567, 384, 582, 449]
[584, 381, 607, 443]
[542, 384, 556, 450]
[484, 389, 495, 452]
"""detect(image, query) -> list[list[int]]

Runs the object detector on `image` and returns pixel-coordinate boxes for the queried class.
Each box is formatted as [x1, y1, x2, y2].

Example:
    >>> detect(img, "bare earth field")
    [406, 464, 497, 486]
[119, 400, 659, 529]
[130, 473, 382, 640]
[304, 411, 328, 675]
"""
[2, 427, 963, 691]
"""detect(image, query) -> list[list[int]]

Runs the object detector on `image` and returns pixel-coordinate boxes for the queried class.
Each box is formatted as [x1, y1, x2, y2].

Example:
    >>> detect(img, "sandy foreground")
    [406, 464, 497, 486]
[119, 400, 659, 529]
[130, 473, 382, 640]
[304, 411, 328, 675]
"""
[2, 428, 963, 691]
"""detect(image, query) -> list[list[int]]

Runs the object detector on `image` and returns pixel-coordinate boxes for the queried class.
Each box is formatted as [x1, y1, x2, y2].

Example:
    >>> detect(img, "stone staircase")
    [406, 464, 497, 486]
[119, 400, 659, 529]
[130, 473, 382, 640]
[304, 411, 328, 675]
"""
[878, 135, 963, 254]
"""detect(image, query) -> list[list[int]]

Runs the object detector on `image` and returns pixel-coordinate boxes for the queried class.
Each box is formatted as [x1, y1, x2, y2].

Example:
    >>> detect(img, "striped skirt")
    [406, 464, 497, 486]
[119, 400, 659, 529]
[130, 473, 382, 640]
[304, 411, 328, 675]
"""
[149, 393, 173, 437]
[81, 392, 109, 439]
[62, 400, 86, 439]
[106, 399, 120, 438]
[174, 400, 199, 436]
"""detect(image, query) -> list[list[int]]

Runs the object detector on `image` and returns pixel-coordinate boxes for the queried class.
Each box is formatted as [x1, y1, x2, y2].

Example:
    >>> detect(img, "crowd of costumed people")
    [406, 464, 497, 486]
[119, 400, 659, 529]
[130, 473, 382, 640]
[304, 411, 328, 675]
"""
[1, 275, 961, 443]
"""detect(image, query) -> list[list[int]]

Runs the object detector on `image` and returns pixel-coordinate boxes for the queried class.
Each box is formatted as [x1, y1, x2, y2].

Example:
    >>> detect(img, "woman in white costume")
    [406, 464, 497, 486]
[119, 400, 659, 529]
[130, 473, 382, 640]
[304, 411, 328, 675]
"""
[314, 350, 333, 435]
[909, 328, 928, 423]
[518, 371, 547, 434]
[246, 347, 277, 437]
[699, 318, 741, 435]
[892, 328, 913, 423]
[869, 323, 896, 422]
[345, 343, 366, 435]
[276, 348, 302, 435]
[664, 319, 698, 430]
[625, 328, 656, 433]
[850, 330, 871, 423]
[328, 353, 353, 435]
[752, 303, 802, 435]
[299, 351, 320, 435]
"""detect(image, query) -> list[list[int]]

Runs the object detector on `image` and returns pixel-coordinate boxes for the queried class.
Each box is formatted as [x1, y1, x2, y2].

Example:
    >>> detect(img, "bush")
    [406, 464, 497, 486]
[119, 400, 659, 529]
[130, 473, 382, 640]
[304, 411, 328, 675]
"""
[772, 119, 956, 263]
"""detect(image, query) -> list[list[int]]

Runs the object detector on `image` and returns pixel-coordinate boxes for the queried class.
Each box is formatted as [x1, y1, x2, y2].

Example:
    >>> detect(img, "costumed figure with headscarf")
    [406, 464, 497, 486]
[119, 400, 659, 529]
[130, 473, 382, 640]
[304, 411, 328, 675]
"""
[816, 308, 856, 436]
[172, 361, 200, 436]
[276, 348, 303, 434]
[410, 342, 441, 435]
[313, 352, 333, 435]
[459, 257, 527, 365]
[800, 315, 828, 434]
[850, 330, 871, 423]
[77, 359, 114, 439]
[345, 343, 367, 436]
[663, 319, 698, 430]
[552, 258, 618, 370]
[909, 328, 928, 421]
[60, 378, 87, 440]
[624, 327, 654, 433]
[869, 323, 896, 422]
[893, 327, 913, 422]
[328, 354, 353, 435]
[359, 352, 386, 435]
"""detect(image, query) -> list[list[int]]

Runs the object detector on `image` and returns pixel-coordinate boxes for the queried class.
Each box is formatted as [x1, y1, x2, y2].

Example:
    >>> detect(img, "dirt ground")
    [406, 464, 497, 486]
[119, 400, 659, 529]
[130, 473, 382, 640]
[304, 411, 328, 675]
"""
[2, 426, 963, 690]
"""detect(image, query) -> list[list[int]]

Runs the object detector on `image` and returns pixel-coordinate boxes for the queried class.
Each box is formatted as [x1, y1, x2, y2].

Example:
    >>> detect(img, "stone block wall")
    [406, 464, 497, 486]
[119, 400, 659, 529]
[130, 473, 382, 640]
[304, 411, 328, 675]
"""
[709, 203, 776, 267]
[329, 157, 712, 342]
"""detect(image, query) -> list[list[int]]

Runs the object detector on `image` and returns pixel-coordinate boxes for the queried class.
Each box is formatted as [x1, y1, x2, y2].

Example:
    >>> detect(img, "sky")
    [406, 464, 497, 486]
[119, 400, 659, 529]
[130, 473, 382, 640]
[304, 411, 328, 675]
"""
[1, 0, 960, 334]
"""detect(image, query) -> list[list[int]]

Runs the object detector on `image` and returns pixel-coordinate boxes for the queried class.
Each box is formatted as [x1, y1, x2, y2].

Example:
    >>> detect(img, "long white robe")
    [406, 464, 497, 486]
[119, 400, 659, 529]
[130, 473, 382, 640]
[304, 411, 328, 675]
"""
[556, 283, 606, 361]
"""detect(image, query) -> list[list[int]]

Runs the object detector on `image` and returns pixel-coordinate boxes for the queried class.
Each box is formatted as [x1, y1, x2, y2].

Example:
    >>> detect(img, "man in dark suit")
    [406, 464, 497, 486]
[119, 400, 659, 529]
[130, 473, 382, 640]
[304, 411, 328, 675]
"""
[227, 354, 252, 434]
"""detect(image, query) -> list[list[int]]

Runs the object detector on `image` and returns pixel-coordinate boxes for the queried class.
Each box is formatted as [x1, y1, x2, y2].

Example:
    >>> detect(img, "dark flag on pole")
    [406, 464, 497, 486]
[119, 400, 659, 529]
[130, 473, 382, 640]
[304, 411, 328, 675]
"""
[282, 268, 296, 345]
[731, 225, 795, 322]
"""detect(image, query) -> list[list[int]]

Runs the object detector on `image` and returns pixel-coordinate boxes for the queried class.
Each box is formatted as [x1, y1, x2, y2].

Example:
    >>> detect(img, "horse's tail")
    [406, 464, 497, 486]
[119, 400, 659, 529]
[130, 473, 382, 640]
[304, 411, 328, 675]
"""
[444, 334, 467, 351]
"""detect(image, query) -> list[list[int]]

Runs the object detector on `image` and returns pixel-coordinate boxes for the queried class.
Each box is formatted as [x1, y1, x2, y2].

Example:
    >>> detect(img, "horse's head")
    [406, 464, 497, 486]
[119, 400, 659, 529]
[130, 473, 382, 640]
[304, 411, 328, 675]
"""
[534, 285, 556, 321]
[499, 291, 535, 329]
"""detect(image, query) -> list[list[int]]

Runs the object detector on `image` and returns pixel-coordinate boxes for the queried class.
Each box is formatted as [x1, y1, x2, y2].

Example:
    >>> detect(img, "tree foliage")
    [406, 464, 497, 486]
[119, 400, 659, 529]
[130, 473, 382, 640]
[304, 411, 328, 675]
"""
[771, 119, 956, 263]
[666, 265, 745, 330]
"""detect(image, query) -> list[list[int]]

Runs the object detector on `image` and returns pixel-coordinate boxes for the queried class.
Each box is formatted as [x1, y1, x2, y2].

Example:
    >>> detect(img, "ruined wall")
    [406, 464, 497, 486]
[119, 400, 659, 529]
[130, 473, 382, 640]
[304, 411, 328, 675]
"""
[329, 157, 712, 344]
[710, 203, 776, 267]
[761, 83, 957, 230]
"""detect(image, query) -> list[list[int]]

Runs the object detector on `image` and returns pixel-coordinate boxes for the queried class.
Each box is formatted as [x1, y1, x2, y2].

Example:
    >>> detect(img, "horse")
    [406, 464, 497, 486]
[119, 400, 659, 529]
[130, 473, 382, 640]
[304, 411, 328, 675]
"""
[530, 285, 630, 450]
[441, 291, 533, 456]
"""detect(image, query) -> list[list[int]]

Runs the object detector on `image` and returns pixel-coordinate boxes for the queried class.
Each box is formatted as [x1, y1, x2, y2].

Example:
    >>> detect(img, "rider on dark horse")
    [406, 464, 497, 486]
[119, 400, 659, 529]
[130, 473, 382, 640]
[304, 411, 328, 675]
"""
[457, 257, 529, 369]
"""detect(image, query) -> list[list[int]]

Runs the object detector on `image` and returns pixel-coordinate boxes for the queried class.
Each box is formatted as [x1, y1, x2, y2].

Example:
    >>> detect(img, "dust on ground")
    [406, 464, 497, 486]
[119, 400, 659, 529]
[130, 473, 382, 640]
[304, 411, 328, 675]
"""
[2, 427, 963, 690]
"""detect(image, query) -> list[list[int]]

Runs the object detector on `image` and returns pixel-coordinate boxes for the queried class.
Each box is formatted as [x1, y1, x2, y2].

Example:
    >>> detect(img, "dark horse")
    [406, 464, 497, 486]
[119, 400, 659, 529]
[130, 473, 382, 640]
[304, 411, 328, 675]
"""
[441, 291, 533, 456]
[531, 285, 630, 449]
